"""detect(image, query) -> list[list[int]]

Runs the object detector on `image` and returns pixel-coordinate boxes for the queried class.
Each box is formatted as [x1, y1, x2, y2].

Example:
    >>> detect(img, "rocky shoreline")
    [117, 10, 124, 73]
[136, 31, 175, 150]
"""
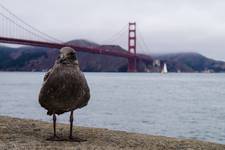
[0, 116, 224, 150]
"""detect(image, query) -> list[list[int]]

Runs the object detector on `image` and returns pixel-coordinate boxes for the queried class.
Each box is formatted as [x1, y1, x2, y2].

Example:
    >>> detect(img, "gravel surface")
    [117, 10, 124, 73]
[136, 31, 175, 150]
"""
[0, 116, 224, 150]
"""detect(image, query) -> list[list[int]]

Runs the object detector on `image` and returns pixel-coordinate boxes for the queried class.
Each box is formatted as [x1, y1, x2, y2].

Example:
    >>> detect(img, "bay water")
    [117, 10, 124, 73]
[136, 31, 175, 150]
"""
[0, 72, 225, 144]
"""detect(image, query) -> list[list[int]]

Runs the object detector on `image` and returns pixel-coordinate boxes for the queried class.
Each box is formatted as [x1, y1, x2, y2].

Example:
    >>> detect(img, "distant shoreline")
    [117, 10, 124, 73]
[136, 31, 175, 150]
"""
[1, 42, 225, 72]
[1, 71, 225, 73]
[0, 116, 224, 150]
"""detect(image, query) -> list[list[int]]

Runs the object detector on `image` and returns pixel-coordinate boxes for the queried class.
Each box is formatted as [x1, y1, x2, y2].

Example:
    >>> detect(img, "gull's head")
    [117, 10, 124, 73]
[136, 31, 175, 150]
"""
[59, 47, 78, 64]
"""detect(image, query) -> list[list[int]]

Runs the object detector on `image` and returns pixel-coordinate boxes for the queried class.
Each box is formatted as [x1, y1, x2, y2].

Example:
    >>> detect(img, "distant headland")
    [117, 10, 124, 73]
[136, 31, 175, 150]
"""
[0, 39, 225, 73]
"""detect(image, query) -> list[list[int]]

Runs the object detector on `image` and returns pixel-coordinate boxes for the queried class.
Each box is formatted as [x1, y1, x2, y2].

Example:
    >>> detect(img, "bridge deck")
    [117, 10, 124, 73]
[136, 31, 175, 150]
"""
[0, 36, 152, 62]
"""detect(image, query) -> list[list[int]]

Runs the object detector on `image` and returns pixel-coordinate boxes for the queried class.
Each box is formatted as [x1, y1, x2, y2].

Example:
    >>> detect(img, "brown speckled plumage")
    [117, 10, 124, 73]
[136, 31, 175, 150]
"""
[39, 47, 90, 116]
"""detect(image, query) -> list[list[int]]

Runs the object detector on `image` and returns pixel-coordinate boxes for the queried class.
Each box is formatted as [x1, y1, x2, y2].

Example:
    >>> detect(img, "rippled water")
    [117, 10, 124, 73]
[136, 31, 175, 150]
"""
[0, 72, 225, 144]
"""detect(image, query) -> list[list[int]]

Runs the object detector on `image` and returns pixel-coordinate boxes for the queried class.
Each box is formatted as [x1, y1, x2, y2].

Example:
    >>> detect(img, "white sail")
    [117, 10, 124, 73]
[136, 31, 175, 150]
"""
[161, 63, 168, 73]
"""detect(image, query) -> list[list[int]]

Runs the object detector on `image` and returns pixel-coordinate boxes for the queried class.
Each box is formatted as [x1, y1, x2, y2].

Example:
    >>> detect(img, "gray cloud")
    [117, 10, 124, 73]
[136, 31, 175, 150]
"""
[1, 0, 225, 60]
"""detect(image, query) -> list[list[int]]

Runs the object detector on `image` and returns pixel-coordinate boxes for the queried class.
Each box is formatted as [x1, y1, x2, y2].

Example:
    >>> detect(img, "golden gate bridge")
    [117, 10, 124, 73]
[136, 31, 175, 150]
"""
[0, 4, 152, 72]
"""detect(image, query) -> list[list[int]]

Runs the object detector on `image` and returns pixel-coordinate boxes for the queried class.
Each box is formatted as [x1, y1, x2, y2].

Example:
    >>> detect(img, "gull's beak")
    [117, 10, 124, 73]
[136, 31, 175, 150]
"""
[60, 53, 64, 59]
[74, 60, 79, 65]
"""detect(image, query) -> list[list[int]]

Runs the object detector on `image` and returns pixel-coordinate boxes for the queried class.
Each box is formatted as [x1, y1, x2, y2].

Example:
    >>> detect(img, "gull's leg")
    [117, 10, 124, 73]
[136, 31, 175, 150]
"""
[53, 113, 57, 137]
[69, 111, 86, 142]
[69, 110, 74, 139]
[47, 113, 60, 141]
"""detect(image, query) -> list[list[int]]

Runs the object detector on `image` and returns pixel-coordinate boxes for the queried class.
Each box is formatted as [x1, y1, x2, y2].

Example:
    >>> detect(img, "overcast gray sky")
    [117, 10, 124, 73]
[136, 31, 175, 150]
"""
[1, 0, 225, 60]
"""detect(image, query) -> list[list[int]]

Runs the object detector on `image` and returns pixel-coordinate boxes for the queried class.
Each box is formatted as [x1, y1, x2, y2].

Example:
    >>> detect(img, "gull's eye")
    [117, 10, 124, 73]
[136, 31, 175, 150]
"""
[73, 53, 77, 60]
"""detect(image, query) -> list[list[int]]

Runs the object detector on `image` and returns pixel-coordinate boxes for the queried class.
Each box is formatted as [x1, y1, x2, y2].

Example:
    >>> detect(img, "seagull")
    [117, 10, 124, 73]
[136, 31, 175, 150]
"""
[39, 47, 90, 141]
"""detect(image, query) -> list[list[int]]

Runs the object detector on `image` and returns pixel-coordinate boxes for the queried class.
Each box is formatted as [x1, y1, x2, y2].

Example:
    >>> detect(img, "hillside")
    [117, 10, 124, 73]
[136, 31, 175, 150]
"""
[0, 40, 151, 72]
[154, 52, 225, 72]
[0, 40, 225, 72]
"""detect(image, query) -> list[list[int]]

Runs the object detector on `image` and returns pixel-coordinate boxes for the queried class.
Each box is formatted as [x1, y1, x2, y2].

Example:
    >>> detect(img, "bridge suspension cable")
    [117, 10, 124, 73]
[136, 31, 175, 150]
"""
[0, 3, 62, 43]
[0, 12, 49, 42]
[136, 26, 151, 54]
[101, 24, 127, 45]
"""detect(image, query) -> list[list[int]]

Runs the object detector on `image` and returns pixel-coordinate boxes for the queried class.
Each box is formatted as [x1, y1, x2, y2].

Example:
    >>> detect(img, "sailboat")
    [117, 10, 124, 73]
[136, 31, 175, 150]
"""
[161, 63, 168, 73]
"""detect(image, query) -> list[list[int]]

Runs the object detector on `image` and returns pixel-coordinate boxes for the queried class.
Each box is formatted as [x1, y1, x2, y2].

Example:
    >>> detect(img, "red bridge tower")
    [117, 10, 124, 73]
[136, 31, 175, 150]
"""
[128, 22, 137, 72]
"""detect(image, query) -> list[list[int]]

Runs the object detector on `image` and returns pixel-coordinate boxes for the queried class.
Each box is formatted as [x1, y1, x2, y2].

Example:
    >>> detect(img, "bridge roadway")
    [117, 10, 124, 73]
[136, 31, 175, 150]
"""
[0, 36, 152, 62]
